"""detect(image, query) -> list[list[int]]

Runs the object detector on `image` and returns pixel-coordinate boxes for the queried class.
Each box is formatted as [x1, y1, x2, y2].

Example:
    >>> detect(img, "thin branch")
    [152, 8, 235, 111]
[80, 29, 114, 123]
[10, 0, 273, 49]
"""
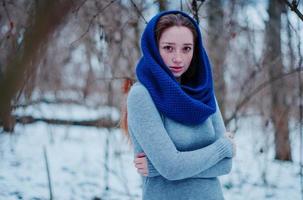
[299, 46, 303, 200]
[191, 0, 199, 24]
[225, 67, 303, 125]
[297, 9, 303, 199]
[283, 0, 303, 21]
[103, 130, 110, 195]
[236, 56, 280, 108]
[2, 0, 14, 36]
[180, 0, 183, 11]
[197, 0, 206, 11]
[99, 158, 140, 198]
[130, 0, 147, 24]
[71, 0, 88, 14]
[2, 0, 12, 22]
[190, 0, 205, 24]
[43, 146, 53, 200]
[70, 0, 117, 46]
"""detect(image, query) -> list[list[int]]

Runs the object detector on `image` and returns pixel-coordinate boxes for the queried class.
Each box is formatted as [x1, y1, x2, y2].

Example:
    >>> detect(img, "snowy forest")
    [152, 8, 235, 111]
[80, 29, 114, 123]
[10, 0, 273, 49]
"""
[0, 0, 302, 199]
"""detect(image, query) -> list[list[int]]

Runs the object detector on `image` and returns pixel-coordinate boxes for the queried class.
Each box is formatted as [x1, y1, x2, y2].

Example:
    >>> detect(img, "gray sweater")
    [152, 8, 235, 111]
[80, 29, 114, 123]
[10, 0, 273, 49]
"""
[127, 82, 233, 200]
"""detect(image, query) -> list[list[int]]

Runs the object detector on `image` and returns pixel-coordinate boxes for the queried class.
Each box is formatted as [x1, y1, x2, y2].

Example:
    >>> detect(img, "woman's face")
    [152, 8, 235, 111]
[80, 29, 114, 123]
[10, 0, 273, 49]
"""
[158, 26, 194, 78]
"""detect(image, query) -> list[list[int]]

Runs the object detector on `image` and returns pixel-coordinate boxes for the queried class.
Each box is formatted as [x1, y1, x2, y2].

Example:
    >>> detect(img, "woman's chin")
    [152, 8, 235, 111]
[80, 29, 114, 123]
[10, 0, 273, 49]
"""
[172, 72, 183, 78]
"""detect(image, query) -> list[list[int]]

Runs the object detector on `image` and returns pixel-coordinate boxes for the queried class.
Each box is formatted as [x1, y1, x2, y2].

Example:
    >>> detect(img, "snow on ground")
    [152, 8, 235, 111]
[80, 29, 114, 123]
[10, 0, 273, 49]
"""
[0, 104, 301, 200]
[222, 116, 301, 200]
[0, 123, 140, 200]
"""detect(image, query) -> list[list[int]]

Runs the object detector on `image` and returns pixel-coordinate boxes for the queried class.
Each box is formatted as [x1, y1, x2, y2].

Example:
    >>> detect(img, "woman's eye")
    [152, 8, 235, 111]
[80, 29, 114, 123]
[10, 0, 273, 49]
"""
[163, 46, 174, 52]
[183, 46, 192, 53]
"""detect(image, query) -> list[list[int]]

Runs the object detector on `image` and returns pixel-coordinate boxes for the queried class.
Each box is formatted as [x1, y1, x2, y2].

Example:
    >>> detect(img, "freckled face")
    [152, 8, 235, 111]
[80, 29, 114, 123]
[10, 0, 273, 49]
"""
[159, 26, 194, 78]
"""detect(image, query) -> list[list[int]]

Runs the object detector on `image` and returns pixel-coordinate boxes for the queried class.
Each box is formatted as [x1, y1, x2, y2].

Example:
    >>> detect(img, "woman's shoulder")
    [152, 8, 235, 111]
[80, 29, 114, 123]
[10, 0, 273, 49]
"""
[127, 81, 151, 104]
[129, 82, 148, 96]
[131, 81, 144, 89]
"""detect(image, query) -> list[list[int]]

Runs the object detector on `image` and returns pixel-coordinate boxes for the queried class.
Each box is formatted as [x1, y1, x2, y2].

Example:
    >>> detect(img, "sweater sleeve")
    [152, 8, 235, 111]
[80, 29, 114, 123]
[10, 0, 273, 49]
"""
[127, 84, 233, 181]
[146, 99, 232, 179]
[211, 97, 227, 139]
[147, 157, 232, 178]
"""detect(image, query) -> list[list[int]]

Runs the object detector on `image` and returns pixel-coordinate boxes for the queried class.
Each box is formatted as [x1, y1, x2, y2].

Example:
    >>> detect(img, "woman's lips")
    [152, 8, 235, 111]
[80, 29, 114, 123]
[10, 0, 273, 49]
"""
[169, 66, 183, 73]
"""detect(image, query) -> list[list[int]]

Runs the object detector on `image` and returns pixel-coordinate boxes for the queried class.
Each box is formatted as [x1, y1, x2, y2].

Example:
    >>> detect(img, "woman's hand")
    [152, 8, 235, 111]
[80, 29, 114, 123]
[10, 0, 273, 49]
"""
[225, 131, 236, 157]
[134, 152, 149, 176]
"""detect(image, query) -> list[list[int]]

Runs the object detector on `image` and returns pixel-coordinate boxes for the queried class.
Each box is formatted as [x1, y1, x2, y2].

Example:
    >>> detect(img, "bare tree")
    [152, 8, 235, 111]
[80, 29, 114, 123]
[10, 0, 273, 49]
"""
[0, 0, 75, 132]
[206, 0, 228, 120]
[264, 0, 292, 161]
[0, 0, 147, 130]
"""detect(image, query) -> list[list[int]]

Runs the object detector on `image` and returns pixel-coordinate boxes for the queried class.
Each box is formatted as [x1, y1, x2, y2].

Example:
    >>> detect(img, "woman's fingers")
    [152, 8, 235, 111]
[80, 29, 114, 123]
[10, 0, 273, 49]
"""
[133, 154, 149, 176]
[134, 153, 146, 166]
[135, 163, 145, 169]
[136, 152, 146, 158]
[134, 158, 147, 168]
[137, 168, 148, 175]
[134, 157, 146, 164]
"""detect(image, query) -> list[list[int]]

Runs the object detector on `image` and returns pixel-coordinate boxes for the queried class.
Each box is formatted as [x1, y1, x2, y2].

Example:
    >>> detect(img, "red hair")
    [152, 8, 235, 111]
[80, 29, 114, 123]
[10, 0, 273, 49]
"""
[119, 78, 134, 141]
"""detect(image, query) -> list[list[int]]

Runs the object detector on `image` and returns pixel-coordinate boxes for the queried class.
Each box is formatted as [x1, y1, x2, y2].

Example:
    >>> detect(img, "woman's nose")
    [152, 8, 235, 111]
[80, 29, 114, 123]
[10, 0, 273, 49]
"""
[172, 54, 182, 63]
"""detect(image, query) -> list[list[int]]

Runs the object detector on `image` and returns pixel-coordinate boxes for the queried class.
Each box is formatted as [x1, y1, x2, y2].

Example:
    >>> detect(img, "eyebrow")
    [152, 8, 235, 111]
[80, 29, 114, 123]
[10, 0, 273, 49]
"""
[160, 42, 193, 46]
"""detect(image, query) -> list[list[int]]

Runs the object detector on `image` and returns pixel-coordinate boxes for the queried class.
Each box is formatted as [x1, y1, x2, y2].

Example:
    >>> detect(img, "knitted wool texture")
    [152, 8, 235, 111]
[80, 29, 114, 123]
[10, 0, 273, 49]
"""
[136, 10, 216, 125]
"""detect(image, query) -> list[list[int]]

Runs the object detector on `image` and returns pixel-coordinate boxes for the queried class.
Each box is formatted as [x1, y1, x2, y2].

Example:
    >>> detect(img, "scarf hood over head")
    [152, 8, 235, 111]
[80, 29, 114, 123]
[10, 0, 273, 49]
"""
[136, 10, 216, 125]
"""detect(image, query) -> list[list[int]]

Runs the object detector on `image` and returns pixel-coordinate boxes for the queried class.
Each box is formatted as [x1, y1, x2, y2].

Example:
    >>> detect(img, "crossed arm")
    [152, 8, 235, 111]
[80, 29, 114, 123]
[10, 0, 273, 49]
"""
[127, 85, 235, 181]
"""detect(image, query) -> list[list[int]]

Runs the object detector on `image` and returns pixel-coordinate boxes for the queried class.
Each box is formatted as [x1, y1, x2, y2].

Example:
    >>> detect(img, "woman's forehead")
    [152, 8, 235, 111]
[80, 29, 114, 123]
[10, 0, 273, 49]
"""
[159, 26, 194, 44]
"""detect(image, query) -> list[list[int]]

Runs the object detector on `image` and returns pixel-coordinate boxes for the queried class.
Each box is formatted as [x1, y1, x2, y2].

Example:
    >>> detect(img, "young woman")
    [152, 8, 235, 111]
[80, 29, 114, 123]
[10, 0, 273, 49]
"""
[121, 10, 236, 200]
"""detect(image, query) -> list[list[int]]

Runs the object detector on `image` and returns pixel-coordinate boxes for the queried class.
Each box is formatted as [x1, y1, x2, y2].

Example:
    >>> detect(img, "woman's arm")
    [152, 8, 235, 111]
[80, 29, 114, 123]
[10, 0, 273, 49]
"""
[143, 156, 232, 178]
[141, 101, 234, 179]
[127, 84, 233, 181]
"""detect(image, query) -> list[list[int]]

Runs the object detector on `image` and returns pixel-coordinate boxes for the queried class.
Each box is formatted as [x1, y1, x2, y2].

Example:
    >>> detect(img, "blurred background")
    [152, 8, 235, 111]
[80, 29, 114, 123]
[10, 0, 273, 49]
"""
[0, 0, 302, 199]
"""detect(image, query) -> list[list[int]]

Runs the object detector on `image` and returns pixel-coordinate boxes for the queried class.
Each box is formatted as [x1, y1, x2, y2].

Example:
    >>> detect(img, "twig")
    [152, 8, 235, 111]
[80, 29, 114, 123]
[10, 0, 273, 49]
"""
[114, 133, 131, 197]
[130, 0, 147, 24]
[283, 0, 303, 21]
[197, 0, 206, 11]
[70, 0, 117, 46]
[297, 10, 303, 200]
[191, 0, 199, 24]
[180, 0, 183, 11]
[2, 0, 12, 22]
[225, 67, 303, 125]
[299, 48, 303, 200]
[190, 0, 205, 24]
[2, 0, 14, 35]
[43, 146, 53, 200]
[101, 129, 110, 197]
[71, 0, 88, 14]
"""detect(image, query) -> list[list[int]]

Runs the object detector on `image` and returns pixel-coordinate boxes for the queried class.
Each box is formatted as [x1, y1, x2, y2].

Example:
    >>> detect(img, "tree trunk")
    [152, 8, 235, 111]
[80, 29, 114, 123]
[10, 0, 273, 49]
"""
[157, 0, 168, 12]
[207, 0, 227, 121]
[265, 0, 292, 161]
[0, 1, 74, 132]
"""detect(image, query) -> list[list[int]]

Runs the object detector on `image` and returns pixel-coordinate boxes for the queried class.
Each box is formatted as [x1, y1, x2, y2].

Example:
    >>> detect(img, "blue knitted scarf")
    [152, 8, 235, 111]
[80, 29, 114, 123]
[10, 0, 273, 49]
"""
[136, 10, 216, 125]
